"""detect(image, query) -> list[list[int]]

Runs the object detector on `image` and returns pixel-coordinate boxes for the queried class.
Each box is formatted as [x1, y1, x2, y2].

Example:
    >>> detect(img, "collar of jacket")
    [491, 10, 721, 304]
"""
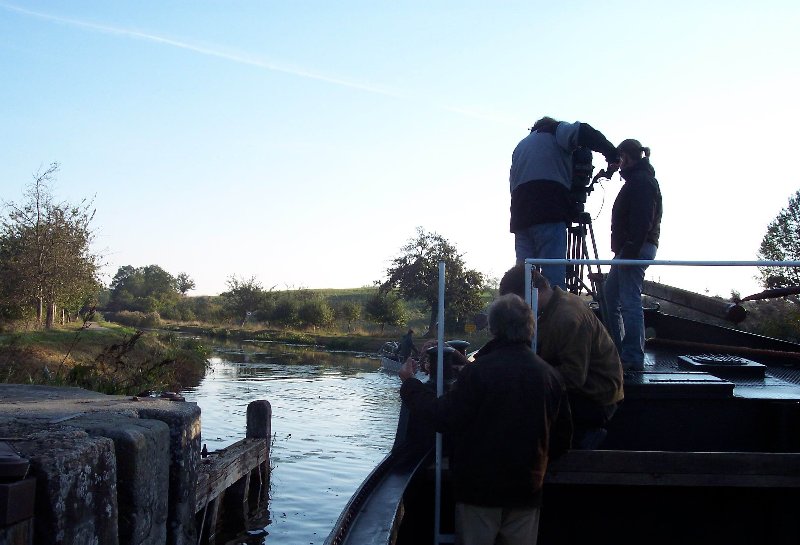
[474, 337, 531, 359]
[620, 157, 654, 180]
[538, 286, 565, 322]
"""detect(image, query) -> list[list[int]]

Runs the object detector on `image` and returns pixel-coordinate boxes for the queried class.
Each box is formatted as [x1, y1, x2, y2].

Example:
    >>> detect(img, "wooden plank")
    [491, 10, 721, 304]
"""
[195, 439, 268, 512]
[546, 450, 800, 487]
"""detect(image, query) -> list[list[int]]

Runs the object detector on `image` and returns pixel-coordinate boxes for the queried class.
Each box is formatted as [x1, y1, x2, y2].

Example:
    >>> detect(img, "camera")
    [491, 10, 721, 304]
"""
[569, 146, 595, 212]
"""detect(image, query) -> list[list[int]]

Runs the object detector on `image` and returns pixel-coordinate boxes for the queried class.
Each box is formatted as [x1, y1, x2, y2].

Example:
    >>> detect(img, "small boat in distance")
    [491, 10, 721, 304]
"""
[378, 341, 402, 373]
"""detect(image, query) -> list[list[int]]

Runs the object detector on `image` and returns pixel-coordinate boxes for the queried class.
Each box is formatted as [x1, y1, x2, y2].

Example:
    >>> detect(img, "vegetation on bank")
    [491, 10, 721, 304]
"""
[5, 166, 800, 397]
[0, 319, 210, 395]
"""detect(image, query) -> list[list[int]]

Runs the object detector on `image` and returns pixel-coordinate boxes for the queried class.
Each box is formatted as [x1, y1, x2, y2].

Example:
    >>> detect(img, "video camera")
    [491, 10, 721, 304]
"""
[569, 146, 595, 214]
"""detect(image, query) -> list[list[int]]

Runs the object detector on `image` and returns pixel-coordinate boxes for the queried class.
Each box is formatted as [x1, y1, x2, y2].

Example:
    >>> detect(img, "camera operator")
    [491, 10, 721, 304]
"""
[509, 117, 619, 289]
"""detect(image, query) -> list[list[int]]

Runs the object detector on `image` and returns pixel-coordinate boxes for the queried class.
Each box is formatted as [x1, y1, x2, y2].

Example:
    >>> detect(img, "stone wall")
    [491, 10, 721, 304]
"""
[0, 385, 201, 545]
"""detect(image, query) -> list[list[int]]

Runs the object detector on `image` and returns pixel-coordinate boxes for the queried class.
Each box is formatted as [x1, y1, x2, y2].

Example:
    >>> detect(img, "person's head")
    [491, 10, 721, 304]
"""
[531, 116, 560, 133]
[407, 329, 414, 335]
[499, 264, 551, 298]
[617, 139, 651, 169]
[488, 294, 536, 343]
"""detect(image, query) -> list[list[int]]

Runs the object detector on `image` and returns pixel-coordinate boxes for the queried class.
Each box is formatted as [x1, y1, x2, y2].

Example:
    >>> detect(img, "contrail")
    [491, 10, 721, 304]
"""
[0, 2, 519, 127]
[0, 2, 405, 98]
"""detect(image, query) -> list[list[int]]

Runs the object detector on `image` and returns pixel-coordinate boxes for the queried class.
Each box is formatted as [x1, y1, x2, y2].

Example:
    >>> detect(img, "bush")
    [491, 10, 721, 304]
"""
[298, 299, 334, 328]
[272, 298, 299, 327]
[107, 310, 162, 329]
[142, 312, 162, 328]
[108, 310, 147, 328]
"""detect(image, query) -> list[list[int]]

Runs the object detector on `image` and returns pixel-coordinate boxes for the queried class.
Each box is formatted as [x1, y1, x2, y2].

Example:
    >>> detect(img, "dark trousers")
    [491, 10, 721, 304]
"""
[568, 393, 617, 449]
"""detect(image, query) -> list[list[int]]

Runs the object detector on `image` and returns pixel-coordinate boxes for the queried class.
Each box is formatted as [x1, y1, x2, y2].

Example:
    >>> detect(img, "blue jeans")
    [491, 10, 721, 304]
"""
[604, 243, 657, 369]
[514, 222, 567, 290]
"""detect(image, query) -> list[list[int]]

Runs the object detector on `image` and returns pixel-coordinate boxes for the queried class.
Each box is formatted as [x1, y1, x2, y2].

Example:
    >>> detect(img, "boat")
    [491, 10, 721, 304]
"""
[378, 342, 403, 373]
[379, 340, 471, 374]
[326, 260, 800, 545]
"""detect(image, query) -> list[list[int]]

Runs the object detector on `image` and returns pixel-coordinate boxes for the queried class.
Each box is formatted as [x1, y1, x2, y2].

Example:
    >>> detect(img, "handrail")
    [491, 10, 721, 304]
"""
[522, 259, 800, 349]
[524, 259, 800, 267]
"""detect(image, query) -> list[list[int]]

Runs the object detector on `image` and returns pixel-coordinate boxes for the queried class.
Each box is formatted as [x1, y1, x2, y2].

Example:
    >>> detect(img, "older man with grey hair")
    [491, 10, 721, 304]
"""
[399, 294, 572, 545]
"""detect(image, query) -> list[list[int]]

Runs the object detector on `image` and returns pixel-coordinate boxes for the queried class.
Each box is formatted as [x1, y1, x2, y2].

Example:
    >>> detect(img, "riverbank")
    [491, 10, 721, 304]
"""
[165, 322, 492, 353]
[0, 321, 210, 394]
[0, 318, 491, 396]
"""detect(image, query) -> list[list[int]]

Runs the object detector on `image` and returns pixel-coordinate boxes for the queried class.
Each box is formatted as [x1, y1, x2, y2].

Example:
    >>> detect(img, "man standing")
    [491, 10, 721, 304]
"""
[500, 264, 624, 449]
[399, 294, 571, 545]
[397, 329, 419, 362]
[510, 116, 618, 289]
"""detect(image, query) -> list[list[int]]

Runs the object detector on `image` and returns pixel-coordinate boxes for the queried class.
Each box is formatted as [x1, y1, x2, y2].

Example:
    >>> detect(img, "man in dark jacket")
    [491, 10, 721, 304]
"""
[399, 294, 572, 545]
[604, 139, 663, 371]
[509, 116, 619, 289]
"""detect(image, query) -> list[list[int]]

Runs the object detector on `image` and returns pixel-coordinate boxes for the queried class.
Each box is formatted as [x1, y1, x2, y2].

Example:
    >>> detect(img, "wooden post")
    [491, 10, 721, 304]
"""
[246, 401, 271, 505]
[246, 401, 271, 452]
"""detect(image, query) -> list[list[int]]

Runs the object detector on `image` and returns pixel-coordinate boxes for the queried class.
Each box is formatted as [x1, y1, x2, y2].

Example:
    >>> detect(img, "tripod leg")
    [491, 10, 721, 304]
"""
[585, 219, 613, 327]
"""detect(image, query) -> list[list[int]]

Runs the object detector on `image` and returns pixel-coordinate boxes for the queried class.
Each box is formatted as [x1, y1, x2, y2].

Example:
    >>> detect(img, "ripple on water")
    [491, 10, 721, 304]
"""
[182, 342, 401, 545]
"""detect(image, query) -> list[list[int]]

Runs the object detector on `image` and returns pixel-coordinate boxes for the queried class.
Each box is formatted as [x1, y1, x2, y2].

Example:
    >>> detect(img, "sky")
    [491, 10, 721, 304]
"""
[1, 1, 799, 298]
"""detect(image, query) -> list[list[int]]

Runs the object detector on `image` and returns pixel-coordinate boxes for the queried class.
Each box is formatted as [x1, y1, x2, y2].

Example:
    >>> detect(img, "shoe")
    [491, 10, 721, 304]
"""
[622, 361, 644, 372]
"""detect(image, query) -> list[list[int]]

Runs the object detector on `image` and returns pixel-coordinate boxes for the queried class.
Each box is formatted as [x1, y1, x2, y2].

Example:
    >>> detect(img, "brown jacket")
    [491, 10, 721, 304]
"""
[538, 288, 624, 405]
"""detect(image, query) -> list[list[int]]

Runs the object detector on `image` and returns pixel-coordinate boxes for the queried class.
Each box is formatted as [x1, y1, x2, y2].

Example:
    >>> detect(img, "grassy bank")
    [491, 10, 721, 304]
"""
[0, 317, 491, 396]
[165, 322, 493, 353]
[0, 320, 210, 395]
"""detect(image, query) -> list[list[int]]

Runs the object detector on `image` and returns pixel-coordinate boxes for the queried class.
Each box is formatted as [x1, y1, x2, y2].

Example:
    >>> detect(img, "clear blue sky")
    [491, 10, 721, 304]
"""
[1, 1, 798, 297]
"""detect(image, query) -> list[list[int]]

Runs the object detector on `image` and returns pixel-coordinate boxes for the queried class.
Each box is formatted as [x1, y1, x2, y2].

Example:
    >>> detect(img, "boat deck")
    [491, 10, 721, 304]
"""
[634, 345, 800, 401]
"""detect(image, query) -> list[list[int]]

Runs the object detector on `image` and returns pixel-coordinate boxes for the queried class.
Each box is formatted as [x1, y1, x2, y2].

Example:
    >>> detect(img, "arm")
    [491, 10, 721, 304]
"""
[577, 123, 619, 165]
[399, 359, 479, 433]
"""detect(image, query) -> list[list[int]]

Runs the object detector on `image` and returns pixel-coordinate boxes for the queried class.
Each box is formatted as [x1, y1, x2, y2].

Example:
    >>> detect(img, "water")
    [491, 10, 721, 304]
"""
[182, 341, 402, 544]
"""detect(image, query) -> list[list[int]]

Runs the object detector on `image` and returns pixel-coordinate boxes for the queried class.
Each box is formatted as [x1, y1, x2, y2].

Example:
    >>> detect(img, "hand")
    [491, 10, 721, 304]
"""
[399, 357, 416, 381]
[605, 162, 619, 177]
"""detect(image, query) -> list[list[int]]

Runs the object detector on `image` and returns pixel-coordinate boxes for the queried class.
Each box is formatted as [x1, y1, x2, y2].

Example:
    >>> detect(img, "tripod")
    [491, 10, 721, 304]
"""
[565, 210, 612, 326]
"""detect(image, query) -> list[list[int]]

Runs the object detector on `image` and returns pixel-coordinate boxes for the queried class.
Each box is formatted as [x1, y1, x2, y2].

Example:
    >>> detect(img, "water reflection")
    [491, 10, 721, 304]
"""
[182, 340, 402, 545]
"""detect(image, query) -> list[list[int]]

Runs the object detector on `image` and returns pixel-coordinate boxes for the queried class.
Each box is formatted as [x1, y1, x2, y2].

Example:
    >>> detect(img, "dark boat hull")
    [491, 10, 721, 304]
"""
[326, 311, 800, 545]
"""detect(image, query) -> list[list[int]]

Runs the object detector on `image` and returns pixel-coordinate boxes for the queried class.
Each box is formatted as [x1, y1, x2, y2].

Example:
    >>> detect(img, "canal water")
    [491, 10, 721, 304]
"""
[182, 340, 402, 544]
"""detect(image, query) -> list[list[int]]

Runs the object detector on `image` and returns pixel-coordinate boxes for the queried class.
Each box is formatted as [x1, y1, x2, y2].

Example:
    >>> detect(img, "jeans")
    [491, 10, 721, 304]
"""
[604, 243, 657, 369]
[514, 222, 567, 290]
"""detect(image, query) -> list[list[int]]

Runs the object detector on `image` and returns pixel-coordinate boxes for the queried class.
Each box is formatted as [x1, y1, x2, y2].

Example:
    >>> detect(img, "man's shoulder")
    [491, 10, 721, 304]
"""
[548, 289, 594, 320]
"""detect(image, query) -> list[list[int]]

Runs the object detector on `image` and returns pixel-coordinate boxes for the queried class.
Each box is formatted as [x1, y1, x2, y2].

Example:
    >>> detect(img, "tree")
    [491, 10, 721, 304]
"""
[221, 275, 271, 323]
[1, 164, 101, 327]
[758, 189, 800, 289]
[380, 227, 486, 335]
[336, 301, 362, 332]
[365, 290, 407, 333]
[176, 273, 196, 295]
[109, 265, 179, 313]
[298, 298, 334, 329]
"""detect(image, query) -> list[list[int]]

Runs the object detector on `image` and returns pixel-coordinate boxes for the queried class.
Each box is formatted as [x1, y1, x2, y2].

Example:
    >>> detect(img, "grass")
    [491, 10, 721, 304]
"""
[0, 320, 210, 394]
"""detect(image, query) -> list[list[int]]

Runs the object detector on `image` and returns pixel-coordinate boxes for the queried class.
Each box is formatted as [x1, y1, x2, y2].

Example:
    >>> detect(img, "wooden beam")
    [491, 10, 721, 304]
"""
[195, 439, 268, 513]
[546, 450, 800, 487]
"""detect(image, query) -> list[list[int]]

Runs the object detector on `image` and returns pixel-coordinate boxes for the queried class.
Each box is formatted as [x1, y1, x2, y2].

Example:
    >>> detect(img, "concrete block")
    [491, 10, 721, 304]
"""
[75, 416, 170, 545]
[137, 403, 201, 545]
[3, 428, 119, 545]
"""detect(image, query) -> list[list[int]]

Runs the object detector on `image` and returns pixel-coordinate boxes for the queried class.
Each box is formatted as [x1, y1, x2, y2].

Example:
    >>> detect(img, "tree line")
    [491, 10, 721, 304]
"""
[5, 163, 800, 341]
[103, 232, 489, 335]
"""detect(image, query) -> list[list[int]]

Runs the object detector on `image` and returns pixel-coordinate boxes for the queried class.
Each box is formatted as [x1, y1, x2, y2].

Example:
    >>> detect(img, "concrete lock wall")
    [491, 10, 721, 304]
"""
[0, 385, 201, 545]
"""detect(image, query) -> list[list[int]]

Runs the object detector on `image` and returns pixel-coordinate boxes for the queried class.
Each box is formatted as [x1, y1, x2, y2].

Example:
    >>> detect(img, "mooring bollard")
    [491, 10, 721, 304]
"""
[246, 400, 272, 448]
[245, 400, 272, 509]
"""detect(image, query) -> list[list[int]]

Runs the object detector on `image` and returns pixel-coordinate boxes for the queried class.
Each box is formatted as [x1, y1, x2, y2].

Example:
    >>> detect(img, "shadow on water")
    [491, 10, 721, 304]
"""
[182, 339, 402, 545]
